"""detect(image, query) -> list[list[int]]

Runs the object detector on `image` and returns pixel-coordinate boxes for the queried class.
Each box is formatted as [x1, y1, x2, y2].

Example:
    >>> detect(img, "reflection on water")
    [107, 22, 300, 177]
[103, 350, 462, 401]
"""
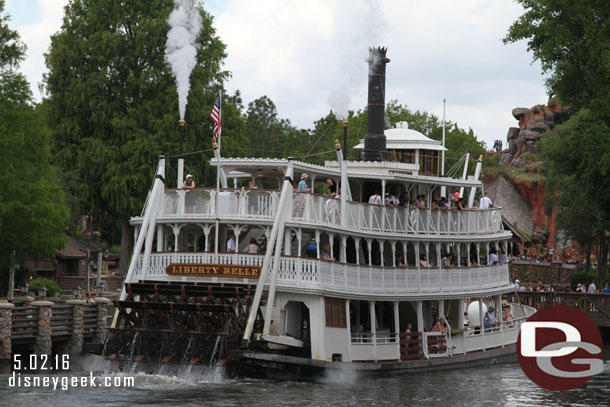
[1, 350, 608, 407]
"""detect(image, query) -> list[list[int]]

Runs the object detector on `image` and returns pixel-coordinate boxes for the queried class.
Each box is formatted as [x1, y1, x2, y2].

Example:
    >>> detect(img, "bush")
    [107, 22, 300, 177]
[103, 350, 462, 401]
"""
[28, 278, 63, 297]
[570, 270, 610, 290]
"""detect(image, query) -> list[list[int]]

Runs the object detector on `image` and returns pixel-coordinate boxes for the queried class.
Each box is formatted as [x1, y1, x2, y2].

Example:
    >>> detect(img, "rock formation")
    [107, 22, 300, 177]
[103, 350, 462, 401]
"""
[488, 102, 570, 251]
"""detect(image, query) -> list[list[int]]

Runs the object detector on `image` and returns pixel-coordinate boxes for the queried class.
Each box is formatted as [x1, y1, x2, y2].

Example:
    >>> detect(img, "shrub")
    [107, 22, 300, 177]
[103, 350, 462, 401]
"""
[28, 278, 63, 297]
[570, 270, 610, 290]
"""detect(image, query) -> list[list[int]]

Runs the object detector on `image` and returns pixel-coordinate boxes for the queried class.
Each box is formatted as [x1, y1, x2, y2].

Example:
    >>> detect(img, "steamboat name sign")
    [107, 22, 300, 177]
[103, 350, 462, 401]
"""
[165, 263, 261, 278]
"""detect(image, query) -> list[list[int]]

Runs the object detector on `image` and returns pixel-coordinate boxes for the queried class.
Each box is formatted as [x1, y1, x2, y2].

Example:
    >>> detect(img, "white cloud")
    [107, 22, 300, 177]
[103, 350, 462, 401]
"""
[8, 0, 548, 150]
[7, 0, 68, 99]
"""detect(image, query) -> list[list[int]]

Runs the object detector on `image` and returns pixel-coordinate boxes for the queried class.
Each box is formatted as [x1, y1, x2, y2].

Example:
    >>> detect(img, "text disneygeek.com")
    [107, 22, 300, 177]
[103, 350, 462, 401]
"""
[8, 372, 135, 391]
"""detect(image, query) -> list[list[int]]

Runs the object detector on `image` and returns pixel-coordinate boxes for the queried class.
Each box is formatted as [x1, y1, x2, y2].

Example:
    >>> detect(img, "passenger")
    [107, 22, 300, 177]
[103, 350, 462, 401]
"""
[226, 234, 237, 253]
[498, 249, 507, 265]
[321, 179, 335, 197]
[419, 255, 431, 268]
[488, 249, 499, 265]
[441, 253, 453, 268]
[320, 243, 335, 261]
[396, 253, 405, 267]
[430, 317, 447, 333]
[456, 197, 467, 211]
[479, 192, 493, 209]
[438, 197, 449, 209]
[386, 192, 399, 207]
[603, 283, 610, 294]
[305, 240, 318, 258]
[398, 192, 410, 207]
[513, 279, 520, 291]
[368, 190, 382, 205]
[588, 280, 597, 293]
[298, 173, 311, 192]
[182, 174, 196, 213]
[243, 237, 260, 254]
[243, 180, 259, 214]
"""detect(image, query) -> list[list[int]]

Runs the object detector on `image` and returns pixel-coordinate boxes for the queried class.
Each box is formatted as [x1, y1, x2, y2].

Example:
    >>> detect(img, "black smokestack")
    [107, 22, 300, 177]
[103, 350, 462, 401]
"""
[362, 47, 390, 161]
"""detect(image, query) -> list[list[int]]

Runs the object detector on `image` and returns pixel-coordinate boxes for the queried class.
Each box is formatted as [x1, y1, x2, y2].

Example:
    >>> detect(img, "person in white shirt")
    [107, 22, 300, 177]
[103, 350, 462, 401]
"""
[226, 234, 237, 252]
[479, 193, 493, 209]
[368, 191, 382, 205]
[488, 250, 499, 265]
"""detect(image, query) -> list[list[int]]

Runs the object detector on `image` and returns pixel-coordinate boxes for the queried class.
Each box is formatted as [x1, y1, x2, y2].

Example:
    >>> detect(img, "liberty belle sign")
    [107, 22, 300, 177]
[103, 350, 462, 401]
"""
[165, 263, 261, 278]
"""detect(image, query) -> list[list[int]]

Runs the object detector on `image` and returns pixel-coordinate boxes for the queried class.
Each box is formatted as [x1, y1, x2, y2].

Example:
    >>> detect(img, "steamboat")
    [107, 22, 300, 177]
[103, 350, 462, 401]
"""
[101, 47, 535, 380]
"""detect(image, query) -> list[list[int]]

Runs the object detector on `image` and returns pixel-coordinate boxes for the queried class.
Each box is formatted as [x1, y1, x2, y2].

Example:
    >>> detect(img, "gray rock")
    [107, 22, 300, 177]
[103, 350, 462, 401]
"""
[499, 152, 513, 166]
[507, 127, 520, 140]
[521, 129, 541, 141]
[509, 139, 518, 154]
[511, 158, 530, 169]
[512, 107, 531, 120]
[525, 141, 538, 153]
[527, 121, 550, 133]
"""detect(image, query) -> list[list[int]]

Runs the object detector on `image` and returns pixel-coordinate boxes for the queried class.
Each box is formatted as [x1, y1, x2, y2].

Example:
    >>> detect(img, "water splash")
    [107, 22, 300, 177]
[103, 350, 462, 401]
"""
[165, 0, 202, 119]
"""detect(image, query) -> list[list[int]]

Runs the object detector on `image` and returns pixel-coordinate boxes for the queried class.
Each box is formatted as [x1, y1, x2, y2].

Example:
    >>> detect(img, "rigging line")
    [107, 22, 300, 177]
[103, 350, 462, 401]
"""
[166, 148, 214, 158]
[305, 119, 338, 157]
[385, 78, 404, 107]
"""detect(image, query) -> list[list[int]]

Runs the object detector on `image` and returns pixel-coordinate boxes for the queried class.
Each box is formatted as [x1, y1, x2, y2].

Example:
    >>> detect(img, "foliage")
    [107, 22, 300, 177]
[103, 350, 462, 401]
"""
[569, 270, 610, 291]
[28, 278, 63, 297]
[44, 0, 228, 272]
[0, 2, 69, 294]
[504, 1, 610, 118]
[539, 110, 610, 285]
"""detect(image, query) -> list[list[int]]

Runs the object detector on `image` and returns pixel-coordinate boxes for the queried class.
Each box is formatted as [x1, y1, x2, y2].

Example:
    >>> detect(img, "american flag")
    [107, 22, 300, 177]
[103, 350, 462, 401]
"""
[211, 93, 221, 143]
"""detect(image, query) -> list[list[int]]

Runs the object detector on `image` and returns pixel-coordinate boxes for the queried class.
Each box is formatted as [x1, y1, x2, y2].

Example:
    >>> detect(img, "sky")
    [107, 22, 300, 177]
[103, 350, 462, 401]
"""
[5, 0, 548, 150]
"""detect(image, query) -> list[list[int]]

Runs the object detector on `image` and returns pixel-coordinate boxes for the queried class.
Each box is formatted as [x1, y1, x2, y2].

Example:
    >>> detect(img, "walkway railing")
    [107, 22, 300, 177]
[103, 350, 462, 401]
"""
[153, 188, 504, 237]
[134, 252, 511, 296]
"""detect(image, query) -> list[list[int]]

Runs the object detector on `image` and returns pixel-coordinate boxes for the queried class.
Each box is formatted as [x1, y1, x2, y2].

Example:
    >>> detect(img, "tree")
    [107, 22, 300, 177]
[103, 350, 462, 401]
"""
[507, 1, 610, 286]
[539, 110, 610, 286]
[44, 0, 228, 274]
[0, 1, 68, 294]
[244, 96, 294, 158]
[504, 1, 610, 115]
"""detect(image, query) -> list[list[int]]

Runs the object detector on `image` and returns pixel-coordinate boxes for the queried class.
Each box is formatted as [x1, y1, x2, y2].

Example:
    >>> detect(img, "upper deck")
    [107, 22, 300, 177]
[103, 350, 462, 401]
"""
[132, 188, 508, 241]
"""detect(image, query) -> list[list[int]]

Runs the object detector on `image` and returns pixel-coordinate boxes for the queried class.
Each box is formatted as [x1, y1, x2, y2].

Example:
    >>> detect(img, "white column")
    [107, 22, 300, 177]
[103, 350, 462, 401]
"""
[366, 239, 373, 266]
[346, 300, 352, 360]
[416, 301, 424, 333]
[284, 228, 292, 256]
[355, 237, 361, 265]
[297, 228, 302, 257]
[379, 240, 385, 267]
[328, 233, 335, 259]
[439, 299, 445, 318]
[315, 230, 321, 259]
[458, 299, 465, 329]
[369, 301, 377, 359]
[390, 241, 397, 267]
[340, 236, 347, 263]
[476, 243, 481, 265]
[156, 225, 164, 252]
[393, 301, 400, 337]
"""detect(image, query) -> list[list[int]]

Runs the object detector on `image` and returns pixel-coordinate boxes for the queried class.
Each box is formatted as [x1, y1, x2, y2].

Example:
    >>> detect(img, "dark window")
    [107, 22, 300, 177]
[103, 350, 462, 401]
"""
[325, 298, 347, 328]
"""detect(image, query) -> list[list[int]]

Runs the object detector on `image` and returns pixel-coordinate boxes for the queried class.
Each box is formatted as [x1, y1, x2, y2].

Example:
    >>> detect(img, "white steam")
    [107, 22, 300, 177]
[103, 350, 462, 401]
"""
[165, 0, 202, 119]
[327, 90, 350, 121]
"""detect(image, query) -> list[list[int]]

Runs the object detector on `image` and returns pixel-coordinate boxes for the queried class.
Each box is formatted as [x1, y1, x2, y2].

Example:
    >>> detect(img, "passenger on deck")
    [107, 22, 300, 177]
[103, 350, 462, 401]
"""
[441, 253, 453, 268]
[430, 317, 447, 333]
[182, 174, 196, 213]
[226, 234, 237, 253]
[368, 190, 382, 205]
[320, 243, 335, 261]
[321, 179, 335, 197]
[298, 173, 311, 192]
[456, 197, 467, 211]
[399, 192, 410, 207]
[438, 197, 449, 209]
[305, 240, 318, 258]
[488, 249, 499, 265]
[243, 238, 260, 254]
[419, 255, 431, 268]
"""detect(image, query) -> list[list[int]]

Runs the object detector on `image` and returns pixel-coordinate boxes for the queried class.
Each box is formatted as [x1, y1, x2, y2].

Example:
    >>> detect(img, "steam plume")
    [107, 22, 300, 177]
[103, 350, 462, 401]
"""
[165, 0, 202, 119]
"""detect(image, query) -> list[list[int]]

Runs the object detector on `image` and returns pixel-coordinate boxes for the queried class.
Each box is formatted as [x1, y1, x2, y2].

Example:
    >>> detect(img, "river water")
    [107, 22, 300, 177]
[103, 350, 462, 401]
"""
[1, 349, 609, 407]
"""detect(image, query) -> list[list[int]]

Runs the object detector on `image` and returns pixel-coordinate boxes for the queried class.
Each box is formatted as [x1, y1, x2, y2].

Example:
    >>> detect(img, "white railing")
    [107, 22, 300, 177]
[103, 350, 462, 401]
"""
[154, 189, 504, 236]
[132, 252, 511, 296]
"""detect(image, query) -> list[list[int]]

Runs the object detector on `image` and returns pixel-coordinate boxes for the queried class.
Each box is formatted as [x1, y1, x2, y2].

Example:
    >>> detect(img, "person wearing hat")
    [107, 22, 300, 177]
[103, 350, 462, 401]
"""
[298, 173, 311, 192]
[513, 279, 520, 291]
[321, 179, 335, 197]
[182, 174, 196, 213]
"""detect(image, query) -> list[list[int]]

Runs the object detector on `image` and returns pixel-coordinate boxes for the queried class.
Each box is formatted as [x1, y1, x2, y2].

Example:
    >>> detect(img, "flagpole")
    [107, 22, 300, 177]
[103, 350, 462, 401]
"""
[214, 90, 221, 260]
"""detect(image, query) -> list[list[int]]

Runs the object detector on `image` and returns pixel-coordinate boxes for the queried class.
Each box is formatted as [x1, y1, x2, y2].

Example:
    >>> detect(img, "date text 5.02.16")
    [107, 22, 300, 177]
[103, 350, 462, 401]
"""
[13, 354, 69, 371]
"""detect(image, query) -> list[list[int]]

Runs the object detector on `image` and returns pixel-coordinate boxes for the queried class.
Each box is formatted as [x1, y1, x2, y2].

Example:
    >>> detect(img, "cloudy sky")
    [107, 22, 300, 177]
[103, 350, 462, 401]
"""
[6, 0, 548, 149]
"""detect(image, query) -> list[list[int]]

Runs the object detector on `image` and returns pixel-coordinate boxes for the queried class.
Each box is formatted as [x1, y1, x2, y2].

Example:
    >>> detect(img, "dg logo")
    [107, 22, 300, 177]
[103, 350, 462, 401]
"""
[517, 305, 604, 390]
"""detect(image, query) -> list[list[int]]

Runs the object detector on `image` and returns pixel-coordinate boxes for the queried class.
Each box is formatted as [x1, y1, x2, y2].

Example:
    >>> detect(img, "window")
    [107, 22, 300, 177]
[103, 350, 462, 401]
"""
[325, 298, 347, 328]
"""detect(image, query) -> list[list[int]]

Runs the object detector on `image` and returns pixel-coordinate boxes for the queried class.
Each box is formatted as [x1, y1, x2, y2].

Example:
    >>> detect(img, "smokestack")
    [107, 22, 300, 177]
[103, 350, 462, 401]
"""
[362, 47, 390, 161]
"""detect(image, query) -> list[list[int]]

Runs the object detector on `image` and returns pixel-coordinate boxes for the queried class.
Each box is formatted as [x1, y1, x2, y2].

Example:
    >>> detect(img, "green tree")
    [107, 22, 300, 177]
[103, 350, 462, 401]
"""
[504, 1, 610, 114]
[244, 96, 294, 158]
[539, 110, 610, 286]
[44, 0, 228, 273]
[0, 1, 68, 294]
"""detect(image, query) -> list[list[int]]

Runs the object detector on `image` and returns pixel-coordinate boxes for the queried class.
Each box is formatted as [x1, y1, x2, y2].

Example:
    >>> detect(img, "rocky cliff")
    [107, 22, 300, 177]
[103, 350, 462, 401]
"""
[488, 103, 570, 249]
